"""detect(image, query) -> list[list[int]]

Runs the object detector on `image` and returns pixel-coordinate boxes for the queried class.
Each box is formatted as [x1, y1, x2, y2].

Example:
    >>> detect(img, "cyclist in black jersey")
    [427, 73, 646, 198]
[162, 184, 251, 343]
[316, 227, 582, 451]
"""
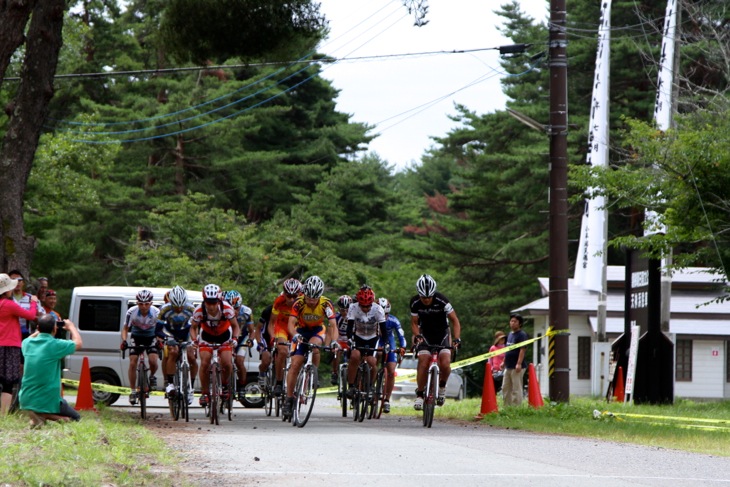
[409, 274, 461, 410]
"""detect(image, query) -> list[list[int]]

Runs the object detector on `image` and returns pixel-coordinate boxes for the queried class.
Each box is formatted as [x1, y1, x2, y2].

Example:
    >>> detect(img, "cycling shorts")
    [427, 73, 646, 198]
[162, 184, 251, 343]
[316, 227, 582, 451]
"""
[386, 351, 399, 364]
[130, 335, 159, 356]
[291, 326, 325, 357]
[352, 336, 379, 357]
[198, 328, 233, 354]
[274, 327, 291, 342]
[336, 338, 350, 352]
[416, 334, 452, 356]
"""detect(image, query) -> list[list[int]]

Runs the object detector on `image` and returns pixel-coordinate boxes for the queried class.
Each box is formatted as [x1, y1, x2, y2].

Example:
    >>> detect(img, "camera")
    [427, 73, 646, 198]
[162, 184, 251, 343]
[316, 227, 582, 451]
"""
[56, 321, 65, 328]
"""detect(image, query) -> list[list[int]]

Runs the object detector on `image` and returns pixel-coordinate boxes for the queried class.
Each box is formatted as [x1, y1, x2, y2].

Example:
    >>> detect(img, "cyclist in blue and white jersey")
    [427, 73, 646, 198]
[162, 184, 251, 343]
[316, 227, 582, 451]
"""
[331, 295, 352, 385]
[377, 297, 407, 413]
[156, 286, 197, 404]
[121, 289, 161, 404]
[224, 290, 254, 402]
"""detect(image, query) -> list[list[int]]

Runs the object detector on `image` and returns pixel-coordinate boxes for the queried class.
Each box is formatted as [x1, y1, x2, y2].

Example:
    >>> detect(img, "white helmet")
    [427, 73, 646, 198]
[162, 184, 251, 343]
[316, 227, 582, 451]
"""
[302, 276, 325, 298]
[168, 286, 188, 307]
[378, 297, 391, 314]
[202, 283, 222, 301]
[136, 289, 154, 303]
[416, 274, 437, 297]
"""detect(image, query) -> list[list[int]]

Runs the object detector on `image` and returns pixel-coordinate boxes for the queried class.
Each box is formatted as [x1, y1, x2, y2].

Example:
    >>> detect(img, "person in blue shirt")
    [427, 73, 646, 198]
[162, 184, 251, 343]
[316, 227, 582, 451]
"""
[377, 297, 407, 413]
[156, 286, 197, 404]
[503, 313, 529, 407]
[224, 290, 254, 402]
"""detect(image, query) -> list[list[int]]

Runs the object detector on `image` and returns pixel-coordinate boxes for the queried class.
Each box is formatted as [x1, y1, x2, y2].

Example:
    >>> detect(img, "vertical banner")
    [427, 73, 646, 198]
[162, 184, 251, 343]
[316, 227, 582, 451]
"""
[575, 0, 611, 292]
[624, 325, 640, 403]
[645, 0, 678, 235]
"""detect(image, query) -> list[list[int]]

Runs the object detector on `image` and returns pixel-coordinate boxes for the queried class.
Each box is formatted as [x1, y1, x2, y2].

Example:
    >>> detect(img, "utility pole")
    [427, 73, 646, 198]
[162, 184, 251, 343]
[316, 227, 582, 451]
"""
[548, 0, 570, 402]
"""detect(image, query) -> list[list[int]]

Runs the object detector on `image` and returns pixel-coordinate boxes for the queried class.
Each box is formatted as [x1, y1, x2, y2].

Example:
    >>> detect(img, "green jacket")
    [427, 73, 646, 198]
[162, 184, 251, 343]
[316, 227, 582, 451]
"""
[20, 334, 76, 414]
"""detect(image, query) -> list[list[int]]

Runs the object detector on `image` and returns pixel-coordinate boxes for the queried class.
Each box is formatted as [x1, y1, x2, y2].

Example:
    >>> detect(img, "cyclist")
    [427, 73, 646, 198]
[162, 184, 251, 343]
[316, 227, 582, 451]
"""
[190, 284, 240, 408]
[282, 276, 338, 417]
[268, 278, 301, 396]
[345, 286, 386, 399]
[156, 286, 197, 405]
[224, 290, 254, 402]
[121, 289, 161, 405]
[331, 295, 352, 385]
[410, 274, 461, 410]
[378, 297, 407, 413]
[255, 304, 273, 388]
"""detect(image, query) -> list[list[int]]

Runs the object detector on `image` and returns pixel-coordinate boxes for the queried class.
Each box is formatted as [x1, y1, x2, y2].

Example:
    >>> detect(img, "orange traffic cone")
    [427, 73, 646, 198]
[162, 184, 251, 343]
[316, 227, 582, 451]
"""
[527, 363, 544, 408]
[613, 366, 625, 403]
[74, 356, 96, 411]
[475, 362, 498, 419]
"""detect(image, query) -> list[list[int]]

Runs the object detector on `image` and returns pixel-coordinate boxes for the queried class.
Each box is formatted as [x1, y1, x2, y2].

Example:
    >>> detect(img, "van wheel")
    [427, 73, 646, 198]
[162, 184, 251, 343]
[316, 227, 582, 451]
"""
[90, 371, 120, 406]
[241, 380, 265, 408]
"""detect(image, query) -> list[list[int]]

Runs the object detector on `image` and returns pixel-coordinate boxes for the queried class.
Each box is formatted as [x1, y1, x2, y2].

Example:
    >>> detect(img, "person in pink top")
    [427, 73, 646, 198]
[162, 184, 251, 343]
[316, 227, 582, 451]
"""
[488, 331, 507, 393]
[0, 273, 39, 414]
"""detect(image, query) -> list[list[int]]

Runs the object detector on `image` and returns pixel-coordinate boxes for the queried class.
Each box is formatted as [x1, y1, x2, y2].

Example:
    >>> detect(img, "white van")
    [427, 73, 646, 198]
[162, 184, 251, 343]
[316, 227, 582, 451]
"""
[64, 286, 263, 407]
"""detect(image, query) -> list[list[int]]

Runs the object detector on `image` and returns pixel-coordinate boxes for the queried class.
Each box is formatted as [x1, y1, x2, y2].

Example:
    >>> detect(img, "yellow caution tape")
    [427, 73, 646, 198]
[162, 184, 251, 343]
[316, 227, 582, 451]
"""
[595, 410, 730, 431]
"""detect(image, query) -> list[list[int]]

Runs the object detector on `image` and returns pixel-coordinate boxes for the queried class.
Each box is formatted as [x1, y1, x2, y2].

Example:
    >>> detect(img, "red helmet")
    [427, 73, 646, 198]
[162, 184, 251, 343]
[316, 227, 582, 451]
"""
[355, 286, 375, 306]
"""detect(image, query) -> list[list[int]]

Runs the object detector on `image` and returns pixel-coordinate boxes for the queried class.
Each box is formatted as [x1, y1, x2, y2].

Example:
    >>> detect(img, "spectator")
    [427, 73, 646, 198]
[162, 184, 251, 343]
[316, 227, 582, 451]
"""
[35, 277, 49, 301]
[19, 314, 83, 427]
[0, 273, 39, 414]
[488, 331, 506, 393]
[8, 270, 33, 339]
[41, 290, 66, 339]
[502, 313, 529, 406]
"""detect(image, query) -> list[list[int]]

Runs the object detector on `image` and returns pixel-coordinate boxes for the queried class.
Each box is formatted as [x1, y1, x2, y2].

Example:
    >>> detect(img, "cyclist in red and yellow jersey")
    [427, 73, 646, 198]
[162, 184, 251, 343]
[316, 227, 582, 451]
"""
[267, 278, 302, 396]
[282, 276, 338, 417]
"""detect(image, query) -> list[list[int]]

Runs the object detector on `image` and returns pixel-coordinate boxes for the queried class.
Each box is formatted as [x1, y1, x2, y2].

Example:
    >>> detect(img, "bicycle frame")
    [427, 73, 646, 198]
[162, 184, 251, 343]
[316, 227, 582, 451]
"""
[417, 340, 452, 428]
[122, 344, 152, 420]
[291, 341, 331, 428]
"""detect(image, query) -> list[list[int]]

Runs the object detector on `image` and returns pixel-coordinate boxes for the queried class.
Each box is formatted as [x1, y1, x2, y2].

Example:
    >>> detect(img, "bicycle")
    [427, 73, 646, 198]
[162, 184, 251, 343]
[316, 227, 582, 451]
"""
[351, 345, 381, 423]
[291, 341, 332, 428]
[369, 344, 392, 419]
[203, 341, 234, 425]
[336, 348, 349, 418]
[122, 343, 155, 420]
[166, 339, 194, 422]
[415, 338, 454, 428]
[264, 342, 288, 417]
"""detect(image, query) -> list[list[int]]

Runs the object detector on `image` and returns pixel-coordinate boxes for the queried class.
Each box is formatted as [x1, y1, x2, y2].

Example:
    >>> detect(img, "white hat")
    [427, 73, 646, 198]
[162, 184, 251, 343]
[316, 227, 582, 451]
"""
[0, 273, 19, 295]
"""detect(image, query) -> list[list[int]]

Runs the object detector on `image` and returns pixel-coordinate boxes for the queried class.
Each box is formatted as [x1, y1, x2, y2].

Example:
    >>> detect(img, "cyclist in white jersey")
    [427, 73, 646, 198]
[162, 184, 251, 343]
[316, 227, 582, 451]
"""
[345, 286, 386, 398]
[121, 289, 161, 404]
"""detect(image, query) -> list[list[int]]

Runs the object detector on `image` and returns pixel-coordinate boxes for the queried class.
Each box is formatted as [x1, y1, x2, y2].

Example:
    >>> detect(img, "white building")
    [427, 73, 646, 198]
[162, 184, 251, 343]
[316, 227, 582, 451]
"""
[515, 266, 730, 400]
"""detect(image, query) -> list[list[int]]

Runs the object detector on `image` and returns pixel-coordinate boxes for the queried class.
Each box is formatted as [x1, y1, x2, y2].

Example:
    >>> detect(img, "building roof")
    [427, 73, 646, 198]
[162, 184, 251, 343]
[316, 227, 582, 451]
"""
[515, 266, 730, 336]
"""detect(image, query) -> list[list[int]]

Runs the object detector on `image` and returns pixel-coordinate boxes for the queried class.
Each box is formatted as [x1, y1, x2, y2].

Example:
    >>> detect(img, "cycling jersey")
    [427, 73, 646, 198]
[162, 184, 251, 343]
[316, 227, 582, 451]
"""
[192, 301, 236, 336]
[259, 305, 273, 346]
[346, 303, 385, 340]
[156, 302, 195, 342]
[379, 314, 407, 351]
[409, 292, 454, 345]
[125, 305, 160, 339]
[270, 293, 295, 338]
[290, 296, 335, 330]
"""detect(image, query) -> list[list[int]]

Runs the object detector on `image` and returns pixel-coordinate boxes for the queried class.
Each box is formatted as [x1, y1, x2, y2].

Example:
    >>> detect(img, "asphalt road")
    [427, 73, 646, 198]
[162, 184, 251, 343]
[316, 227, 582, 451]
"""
[108, 395, 730, 487]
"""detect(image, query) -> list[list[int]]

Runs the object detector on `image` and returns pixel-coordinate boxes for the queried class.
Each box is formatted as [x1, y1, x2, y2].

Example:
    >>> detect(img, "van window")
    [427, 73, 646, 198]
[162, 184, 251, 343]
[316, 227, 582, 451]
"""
[79, 299, 123, 332]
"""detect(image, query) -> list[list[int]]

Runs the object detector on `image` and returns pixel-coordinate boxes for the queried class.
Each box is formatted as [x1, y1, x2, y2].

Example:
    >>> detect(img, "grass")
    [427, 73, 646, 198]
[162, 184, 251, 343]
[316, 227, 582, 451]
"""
[0, 405, 183, 486]
[394, 396, 730, 457]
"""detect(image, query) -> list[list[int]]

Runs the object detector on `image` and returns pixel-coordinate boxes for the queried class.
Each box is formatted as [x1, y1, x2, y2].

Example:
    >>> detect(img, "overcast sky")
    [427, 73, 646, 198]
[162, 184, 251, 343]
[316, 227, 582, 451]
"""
[316, 0, 548, 170]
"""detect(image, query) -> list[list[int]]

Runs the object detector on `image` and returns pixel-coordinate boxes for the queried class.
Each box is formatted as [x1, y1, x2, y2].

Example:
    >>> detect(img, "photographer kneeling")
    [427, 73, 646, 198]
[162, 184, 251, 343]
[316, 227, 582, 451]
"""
[19, 314, 83, 427]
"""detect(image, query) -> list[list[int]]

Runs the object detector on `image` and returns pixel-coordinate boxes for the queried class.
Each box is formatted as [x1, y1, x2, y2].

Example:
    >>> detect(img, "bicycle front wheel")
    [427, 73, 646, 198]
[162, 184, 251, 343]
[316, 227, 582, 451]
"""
[209, 366, 219, 425]
[371, 367, 385, 419]
[423, 367, 438, 428]
[226, 366, 236, 421]
[294, 366, 317, 428]
[170, 364, 181, 421]
[339, 365, 348, 418]
[181, 362, 190, 422]
[356, 365, 370, 423]
[138, 362, 148, 420]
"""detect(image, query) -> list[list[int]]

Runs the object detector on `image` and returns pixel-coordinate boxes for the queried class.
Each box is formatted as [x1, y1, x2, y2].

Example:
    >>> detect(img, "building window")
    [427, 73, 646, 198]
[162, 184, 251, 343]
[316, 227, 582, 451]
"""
[676, 339, 692, 382]
[577, 336, 591, 379]
[727, 341, 730, 383]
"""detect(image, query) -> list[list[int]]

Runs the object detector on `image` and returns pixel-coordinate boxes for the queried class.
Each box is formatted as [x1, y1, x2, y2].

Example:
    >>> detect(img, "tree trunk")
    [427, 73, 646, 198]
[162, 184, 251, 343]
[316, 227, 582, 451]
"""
[0, 0, 66, 273]
[0, 0, 38, 92]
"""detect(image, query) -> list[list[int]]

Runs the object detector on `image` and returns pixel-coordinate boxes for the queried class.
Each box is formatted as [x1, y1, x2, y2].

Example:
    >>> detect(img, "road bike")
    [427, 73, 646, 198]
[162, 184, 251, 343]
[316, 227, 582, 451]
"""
[264, 342, 289, 417]
[203, 341, 234, 425]
[166, 339, 194, 422]
[291, 341, 332, 428]
[122, 343, 155, 420]
[351, 345, 381, 423]
[336, 347, 350, 418]
[369, 344, 393, 419]
[416, 338, 454, 428]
